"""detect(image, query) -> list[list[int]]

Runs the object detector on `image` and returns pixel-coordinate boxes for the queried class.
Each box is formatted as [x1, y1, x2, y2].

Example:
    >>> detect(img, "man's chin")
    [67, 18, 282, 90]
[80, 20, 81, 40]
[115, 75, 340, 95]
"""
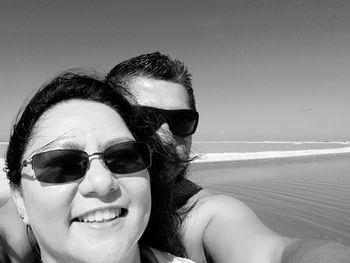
[174, 162, 189, 182]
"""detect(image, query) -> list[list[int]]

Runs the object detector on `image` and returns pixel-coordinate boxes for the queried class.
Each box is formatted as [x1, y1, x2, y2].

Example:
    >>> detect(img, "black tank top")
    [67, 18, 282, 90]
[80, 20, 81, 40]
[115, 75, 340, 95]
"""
[173, 179, 202, 209]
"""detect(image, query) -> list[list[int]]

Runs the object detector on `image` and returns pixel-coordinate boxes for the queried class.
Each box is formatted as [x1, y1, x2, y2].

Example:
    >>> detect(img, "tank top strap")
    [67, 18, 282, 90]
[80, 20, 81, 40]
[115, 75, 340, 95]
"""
[140, 246, 159, 263]
[147, 247, 196, 263]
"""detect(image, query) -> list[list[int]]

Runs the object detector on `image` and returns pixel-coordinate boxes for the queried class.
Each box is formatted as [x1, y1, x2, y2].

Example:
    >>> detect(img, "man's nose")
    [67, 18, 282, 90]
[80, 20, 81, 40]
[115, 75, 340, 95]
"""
[156, 122, 175, 145]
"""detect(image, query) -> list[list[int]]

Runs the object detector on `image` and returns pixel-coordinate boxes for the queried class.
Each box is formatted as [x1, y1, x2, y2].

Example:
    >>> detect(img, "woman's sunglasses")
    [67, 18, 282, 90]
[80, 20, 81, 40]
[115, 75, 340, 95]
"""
[22, 141, 152, 184]
[142, 106, 199, 137]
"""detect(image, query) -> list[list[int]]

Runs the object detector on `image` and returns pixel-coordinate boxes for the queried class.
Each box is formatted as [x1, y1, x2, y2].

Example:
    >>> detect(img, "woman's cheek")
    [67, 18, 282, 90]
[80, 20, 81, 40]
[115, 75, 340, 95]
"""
[21, 181, 77, 226]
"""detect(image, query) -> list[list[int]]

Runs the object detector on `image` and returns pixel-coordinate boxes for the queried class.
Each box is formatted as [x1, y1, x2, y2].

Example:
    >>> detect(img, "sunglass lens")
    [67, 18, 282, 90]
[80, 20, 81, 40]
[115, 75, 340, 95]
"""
[145, 109, 165, 130]
[103, 142, 151, 174]
[33, 150, 87, 183]
[170, 111, 198, 136]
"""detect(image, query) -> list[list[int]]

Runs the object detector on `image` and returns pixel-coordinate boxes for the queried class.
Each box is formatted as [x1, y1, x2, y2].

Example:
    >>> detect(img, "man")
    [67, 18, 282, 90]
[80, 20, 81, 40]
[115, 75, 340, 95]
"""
[106, 52, 202, 209]
[106, 52, 350, 263]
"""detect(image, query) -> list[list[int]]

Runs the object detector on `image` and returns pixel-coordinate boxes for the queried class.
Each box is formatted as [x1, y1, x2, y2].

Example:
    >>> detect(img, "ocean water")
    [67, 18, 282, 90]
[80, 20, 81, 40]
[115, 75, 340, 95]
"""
[0, 143, 7, 158]
[190, 153, 350, 245]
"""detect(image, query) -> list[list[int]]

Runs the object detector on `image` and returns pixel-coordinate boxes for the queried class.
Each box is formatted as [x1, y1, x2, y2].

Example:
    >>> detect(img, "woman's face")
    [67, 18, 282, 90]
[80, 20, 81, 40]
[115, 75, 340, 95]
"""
[13, 100, 151, 263]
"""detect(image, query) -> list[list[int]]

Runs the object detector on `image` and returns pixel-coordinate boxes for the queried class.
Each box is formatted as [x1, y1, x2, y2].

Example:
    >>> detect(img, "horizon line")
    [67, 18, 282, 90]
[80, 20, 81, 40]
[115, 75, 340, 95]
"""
[192, 140, 350, 144]
[1, 140, 350, 145]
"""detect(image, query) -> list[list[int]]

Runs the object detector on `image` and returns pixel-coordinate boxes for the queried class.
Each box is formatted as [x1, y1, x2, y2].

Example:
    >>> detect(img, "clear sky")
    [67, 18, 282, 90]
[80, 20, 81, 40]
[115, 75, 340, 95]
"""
[1, 0, 350, 141]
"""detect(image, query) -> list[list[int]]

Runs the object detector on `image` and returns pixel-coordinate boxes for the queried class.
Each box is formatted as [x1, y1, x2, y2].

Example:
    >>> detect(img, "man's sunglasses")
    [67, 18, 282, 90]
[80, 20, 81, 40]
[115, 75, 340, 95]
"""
[22, 141, 152, 184]
[142, 106, 199, 137]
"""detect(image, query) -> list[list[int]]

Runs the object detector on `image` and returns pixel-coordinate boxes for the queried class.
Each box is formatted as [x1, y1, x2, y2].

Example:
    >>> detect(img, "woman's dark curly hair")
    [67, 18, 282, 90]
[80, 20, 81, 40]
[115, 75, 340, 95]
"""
[0, 236, 10, 263]
[5, 70, 187, 258]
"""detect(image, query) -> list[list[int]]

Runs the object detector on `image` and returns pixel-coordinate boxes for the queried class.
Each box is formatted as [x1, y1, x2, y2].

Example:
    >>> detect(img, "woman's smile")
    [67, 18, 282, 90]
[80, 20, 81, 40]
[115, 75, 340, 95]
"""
[71, 206, 129, 230]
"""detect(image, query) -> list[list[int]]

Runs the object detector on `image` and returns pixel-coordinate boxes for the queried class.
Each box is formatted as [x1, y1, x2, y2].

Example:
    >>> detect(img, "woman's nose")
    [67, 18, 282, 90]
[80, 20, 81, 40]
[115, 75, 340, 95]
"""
[78, 157, 119, 197]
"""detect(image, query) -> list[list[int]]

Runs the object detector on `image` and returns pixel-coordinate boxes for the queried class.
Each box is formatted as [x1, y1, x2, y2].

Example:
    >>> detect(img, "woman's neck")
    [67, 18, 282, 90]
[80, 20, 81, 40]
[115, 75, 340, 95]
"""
[39, 245, 143, 263]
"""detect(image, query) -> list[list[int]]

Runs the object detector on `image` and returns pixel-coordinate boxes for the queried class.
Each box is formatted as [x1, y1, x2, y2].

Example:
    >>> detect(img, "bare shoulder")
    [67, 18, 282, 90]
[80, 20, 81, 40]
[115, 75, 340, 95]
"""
[181, 192, 265, 237]
[182, 191, 259, 228]
[181, 192, 292, 263]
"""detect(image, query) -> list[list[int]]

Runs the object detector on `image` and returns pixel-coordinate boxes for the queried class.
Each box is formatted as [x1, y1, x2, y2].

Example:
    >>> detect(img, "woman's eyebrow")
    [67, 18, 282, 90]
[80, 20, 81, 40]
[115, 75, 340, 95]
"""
[55, 140, 83, 150]
[23, 134, 79, 160]
[42, 133, 84, 150]
[29, 136, 135, 156]
[102, 137, 135, 149]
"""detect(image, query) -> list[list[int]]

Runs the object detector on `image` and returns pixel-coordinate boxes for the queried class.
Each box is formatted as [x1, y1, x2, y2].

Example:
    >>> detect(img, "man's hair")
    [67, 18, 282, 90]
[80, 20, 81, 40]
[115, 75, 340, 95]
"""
[106, 52, 196, 110]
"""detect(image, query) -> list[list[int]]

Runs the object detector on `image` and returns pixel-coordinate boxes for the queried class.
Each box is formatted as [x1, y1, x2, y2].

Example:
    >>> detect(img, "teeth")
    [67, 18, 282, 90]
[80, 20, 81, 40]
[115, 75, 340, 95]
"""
[103, 209, 110, 220]
[95, 210, 103, 222]
[110, 209, 116, 219]
[88, 213, 94, 222]
[78, 208, 122, 223]
[115, 208, 121, 218]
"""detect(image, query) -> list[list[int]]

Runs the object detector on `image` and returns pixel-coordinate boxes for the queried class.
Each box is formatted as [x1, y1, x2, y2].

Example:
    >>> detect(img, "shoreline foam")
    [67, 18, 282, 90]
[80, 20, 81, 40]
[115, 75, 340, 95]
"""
[192, 146, 350, 163]
[192, 140, 350, 144]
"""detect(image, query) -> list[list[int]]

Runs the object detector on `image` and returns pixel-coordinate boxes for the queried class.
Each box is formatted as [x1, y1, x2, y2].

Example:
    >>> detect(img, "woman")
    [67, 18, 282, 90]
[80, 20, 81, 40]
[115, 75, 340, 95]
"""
[4, 71, 194, 263]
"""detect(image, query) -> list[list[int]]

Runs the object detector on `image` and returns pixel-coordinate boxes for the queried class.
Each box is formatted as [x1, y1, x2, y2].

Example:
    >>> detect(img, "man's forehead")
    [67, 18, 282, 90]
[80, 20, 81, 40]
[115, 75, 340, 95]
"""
[128, 77, 190, 110]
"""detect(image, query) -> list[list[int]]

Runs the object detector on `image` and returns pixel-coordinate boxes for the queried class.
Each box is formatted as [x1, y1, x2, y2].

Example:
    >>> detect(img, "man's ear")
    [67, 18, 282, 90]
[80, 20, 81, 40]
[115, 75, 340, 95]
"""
[10, 185, 29, 225]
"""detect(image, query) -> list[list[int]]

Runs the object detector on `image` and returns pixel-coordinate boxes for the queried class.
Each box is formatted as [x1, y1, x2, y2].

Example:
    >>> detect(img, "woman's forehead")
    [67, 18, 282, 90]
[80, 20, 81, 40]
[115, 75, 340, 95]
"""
[27, 100, 134, 153]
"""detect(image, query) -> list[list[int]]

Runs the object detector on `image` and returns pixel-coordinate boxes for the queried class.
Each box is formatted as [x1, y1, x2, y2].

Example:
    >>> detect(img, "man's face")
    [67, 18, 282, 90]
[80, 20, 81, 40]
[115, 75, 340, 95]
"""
[128, 77, 193, 159]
